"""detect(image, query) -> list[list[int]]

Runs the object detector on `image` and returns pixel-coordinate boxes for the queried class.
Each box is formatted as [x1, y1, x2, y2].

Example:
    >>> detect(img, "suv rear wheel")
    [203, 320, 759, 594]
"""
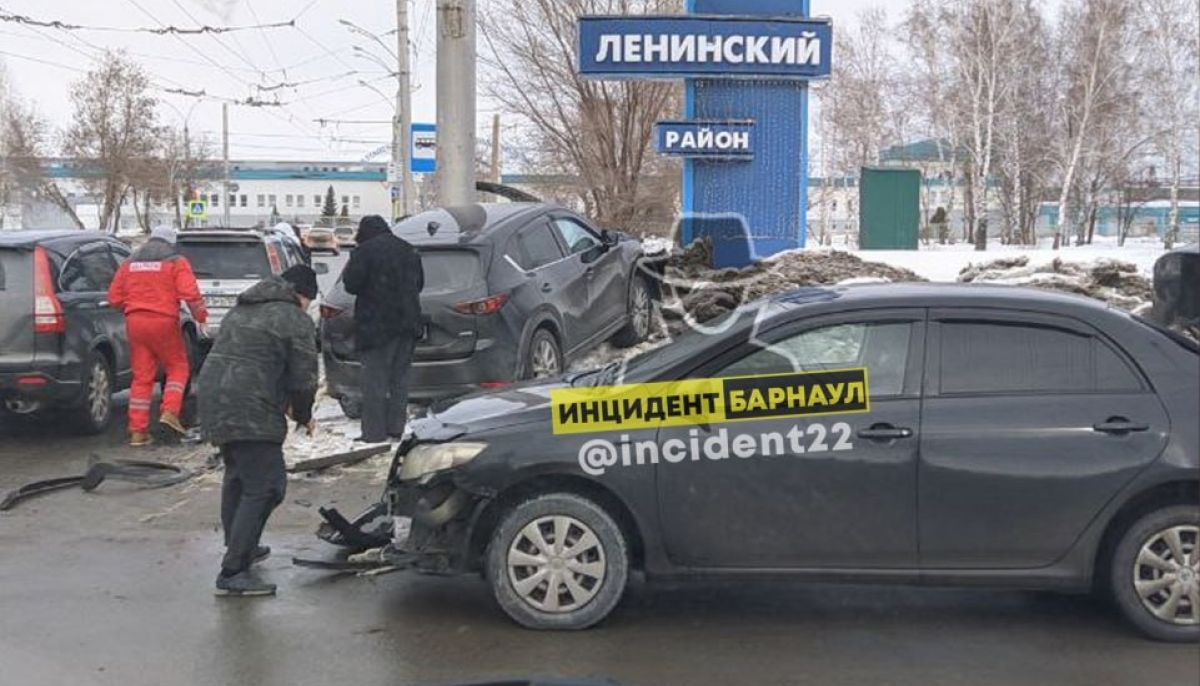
[611, 276, 652, 348]
[70, 352, 114, 434]
[485, 493, 629, 630]
[1110, 504, 1200, 642]
[524, 329, 562, 380]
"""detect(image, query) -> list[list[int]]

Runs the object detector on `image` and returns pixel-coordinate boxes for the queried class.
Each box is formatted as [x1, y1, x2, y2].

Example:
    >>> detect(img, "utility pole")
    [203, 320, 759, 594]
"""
[222, 102, 231, 228]
[395, 0, 416, 218]
[436, 0, 476, 206]
[489, 113, 501, 183]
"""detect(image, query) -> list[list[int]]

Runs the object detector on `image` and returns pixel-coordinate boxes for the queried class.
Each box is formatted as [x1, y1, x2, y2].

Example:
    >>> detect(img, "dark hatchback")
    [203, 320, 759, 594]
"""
[341, 284, 1198, 640]
[0, 230, 202, 432]
[320, 204, 655, 414]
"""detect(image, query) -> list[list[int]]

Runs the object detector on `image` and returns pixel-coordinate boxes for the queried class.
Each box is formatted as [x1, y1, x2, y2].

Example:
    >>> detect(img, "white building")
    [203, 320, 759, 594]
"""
[9, 159, 395, 232]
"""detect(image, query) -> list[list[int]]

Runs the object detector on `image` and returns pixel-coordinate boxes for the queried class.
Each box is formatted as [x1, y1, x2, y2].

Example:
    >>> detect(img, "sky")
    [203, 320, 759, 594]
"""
[0, 0, 894, 163]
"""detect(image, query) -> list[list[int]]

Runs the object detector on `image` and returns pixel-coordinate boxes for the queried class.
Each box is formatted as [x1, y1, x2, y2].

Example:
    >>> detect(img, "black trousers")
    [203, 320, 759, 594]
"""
[359, 335, 416, 442]
[220, 441, 286, 574]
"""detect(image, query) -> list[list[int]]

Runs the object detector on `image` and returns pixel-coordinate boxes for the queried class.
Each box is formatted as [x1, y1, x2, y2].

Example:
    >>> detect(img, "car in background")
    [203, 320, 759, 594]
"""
[365, 284, 1199, 638]
[335, 225, 357, 249]
[320, 203, 655, 417]
[176, 227, 313, 337]
[0, 230, 203, 433]
[304, 226, 340, 256]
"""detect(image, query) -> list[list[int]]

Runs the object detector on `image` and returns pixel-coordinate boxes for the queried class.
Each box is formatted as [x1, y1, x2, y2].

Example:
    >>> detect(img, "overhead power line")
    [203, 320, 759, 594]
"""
[0, 10, 295, 35]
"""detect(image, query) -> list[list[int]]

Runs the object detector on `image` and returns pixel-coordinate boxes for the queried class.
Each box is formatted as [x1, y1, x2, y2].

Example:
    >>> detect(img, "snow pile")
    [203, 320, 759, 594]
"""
[958, 256, 1153, 311]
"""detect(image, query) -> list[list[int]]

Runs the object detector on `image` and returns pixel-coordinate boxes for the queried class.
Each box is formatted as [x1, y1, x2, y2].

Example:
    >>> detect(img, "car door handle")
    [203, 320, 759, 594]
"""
[856, 424, 913, 441]
[1093, 417, 1149, 435]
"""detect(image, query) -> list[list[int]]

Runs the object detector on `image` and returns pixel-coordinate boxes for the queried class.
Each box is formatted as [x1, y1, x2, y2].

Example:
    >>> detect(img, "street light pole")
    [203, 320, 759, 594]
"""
[222, 102, 231, 228]
[396, 0, 416, 218]
[436, 0, 476, 206]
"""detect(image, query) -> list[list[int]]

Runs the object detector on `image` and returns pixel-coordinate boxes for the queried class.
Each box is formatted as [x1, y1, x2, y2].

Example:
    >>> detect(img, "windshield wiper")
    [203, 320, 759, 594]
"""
[567, 360, 623, 387]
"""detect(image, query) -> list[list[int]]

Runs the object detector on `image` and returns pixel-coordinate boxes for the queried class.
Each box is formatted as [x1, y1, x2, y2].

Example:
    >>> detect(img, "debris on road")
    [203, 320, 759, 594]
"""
[0, 455, 192, 511]
[286, 444, 391, 474]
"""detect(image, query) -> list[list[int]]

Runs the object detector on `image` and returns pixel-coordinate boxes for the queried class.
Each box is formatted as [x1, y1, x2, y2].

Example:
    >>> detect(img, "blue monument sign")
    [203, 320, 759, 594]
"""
[578, 1, 829, 268]
[655, 120, 754, 159]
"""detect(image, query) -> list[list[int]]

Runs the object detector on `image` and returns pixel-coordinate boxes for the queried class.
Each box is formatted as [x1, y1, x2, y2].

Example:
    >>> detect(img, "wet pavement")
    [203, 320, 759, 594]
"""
[3, 411, 1197, 686]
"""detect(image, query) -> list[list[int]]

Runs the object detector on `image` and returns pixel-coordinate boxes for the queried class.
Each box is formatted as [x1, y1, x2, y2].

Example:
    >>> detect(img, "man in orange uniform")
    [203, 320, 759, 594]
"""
[108, 227, 208, 446]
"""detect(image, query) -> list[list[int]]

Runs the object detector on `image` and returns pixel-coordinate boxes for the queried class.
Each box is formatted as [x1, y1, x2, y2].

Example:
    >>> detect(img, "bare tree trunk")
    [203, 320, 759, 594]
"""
[1165, 153, 1180, 249]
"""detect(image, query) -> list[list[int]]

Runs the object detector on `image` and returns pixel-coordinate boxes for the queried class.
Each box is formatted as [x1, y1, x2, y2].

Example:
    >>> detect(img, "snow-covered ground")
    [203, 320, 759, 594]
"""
[830, 236, 1168, 282]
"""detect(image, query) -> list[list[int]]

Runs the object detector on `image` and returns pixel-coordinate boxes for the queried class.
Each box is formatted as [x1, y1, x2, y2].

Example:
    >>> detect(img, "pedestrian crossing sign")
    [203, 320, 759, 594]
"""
[187, 200, 208, 219]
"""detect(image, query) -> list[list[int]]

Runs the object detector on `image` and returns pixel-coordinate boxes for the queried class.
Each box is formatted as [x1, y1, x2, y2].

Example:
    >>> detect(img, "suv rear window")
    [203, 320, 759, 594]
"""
[420, 250, 481, 294]
[178, 241, 271, 279]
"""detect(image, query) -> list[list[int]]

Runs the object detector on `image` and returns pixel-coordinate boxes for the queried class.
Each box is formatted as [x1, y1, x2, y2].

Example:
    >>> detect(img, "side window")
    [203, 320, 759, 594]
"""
[60, 244, 118, 293]
[516, 224, 565, 269]
[1095, 339, 1143, 391]
[552, 218, 600, 255]
[939, 321, 1098, 394]
[720, 322, 913, 397]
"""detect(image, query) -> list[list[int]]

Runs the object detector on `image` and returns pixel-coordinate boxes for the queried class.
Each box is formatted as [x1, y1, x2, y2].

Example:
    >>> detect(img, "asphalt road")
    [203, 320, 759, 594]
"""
[1, 250, 1197, 685]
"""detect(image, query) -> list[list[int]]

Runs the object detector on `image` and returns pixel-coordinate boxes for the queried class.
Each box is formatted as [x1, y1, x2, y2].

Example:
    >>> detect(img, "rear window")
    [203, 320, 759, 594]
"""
[178, 241, 271, 279]
[419, 250, 481, 294]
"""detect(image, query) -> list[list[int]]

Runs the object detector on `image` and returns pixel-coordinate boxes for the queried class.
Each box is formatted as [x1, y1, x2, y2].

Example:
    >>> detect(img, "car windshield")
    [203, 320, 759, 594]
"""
[178, 241, 271, 279]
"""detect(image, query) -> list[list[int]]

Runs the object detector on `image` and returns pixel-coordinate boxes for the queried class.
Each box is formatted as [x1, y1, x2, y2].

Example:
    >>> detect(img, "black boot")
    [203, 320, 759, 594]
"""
[214, 570, 276, 597]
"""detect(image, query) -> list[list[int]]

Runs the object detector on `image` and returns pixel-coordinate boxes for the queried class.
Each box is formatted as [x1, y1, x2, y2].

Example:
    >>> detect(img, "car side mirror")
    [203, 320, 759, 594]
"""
[600, 229, 619, 247]
[312, 262, 330, 275]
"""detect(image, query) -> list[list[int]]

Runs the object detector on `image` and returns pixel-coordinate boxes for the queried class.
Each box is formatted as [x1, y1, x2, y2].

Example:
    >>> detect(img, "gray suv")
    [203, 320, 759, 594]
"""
[0, 230, 201, 432]
[320, 204, 655, 416]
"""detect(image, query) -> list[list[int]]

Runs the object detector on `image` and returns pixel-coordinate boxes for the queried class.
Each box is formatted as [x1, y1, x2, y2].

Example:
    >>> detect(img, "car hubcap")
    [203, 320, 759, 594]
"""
[88, 362, 110, 423]
[531, 338, 560, 378]
[631, 284, 650, 337]
[507, 515, 605, 613]
[1134, 524, 1200, 625]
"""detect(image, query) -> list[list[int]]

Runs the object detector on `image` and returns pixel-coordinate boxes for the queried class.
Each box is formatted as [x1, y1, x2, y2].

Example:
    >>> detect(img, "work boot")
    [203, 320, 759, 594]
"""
[251, 545, 271, 565]
[129, 431, 152, 447]
[159, 410, 186, 435]
[214, 571, 276, 597]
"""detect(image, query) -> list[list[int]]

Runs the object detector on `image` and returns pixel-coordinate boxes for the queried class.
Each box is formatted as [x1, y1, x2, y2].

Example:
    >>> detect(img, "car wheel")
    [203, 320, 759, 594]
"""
[610, 276, 652, 348]
[338, 396, 363, 420]
[486, 493, 629, 630]
[1110, 504, 1200, 642]
[524, 329, 562, 380]
[71, 352, 114, 435]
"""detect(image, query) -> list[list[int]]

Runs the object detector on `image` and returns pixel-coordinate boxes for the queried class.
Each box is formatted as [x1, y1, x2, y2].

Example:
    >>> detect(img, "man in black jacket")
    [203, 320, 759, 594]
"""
[197, 265, 319, 596]
[342, 215, 424, 443]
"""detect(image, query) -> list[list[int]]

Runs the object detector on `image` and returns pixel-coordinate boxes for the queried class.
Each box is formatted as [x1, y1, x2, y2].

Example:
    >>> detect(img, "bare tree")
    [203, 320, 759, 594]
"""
[62, 52, 163, 234]
[1050, 0, 1136, 249]
[2, 97, 86, 229]
[822, 6, 898, 171]
[480, 0, 680, 231]
[1136, 0, 1200, 249]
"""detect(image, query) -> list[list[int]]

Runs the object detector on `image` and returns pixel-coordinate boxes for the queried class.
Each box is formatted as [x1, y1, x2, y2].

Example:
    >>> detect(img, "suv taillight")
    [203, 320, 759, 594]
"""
[266, 243, 282, 273]
[32, 246, 65, 334]
[453, 293, 509, 316]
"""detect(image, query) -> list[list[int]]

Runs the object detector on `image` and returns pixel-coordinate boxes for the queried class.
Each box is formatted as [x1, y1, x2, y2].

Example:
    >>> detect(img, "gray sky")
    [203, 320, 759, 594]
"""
[0, 0, 895, 162]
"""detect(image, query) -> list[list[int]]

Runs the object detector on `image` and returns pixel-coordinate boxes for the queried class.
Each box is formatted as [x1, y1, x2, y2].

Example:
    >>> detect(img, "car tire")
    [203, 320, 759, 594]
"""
[523, 328, 562, 380]
[70, 352, 114, 435]
[338, 396, 363, 420]
[486, 493, 629, 630]
[610, 275, 652, 348]
[1110, 504, 1200, 642]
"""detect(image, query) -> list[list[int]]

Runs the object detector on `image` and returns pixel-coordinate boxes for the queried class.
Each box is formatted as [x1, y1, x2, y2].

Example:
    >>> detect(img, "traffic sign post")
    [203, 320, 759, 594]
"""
[411, 123, 437, 174]
[186, 200, 208, 221]
[578, 0, 830, 268]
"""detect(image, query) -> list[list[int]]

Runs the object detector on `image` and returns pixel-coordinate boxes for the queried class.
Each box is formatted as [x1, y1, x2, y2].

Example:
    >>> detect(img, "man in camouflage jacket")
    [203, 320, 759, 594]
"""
[197, 265, 319, 596]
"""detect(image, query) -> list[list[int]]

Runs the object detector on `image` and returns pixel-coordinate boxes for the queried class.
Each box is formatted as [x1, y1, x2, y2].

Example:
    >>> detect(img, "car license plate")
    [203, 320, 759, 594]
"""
[205, 295, 238, 308]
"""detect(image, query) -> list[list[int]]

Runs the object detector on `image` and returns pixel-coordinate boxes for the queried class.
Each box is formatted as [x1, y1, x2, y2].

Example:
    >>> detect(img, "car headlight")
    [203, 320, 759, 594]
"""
[398, 441, 487, 482]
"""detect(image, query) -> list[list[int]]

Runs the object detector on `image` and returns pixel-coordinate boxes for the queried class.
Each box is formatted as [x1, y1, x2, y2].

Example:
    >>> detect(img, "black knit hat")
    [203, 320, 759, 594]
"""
[280, 265, 319, 300]
[356, 214, 390, 244]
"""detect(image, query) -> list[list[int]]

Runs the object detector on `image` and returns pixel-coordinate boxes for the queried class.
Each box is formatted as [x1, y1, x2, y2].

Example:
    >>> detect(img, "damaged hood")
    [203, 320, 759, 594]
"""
[418, 379, 563, 438]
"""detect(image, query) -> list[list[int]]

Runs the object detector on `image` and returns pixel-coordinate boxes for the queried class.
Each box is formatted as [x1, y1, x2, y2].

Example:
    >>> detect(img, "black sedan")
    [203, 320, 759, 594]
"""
[348, 284, 1199, 639]
[319, 204, 655, 415]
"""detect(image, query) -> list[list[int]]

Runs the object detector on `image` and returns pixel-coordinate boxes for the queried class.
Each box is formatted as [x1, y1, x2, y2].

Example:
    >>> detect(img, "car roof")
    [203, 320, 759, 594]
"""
[177, 229, 270, 241]
[0, 229, 115, 249]
[768, 282, 1118, 315]
[393, 203, 549, 246]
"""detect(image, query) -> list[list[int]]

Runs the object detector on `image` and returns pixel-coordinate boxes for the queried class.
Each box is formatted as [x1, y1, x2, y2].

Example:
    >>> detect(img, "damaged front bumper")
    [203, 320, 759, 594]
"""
[311, 428, 489, 575]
